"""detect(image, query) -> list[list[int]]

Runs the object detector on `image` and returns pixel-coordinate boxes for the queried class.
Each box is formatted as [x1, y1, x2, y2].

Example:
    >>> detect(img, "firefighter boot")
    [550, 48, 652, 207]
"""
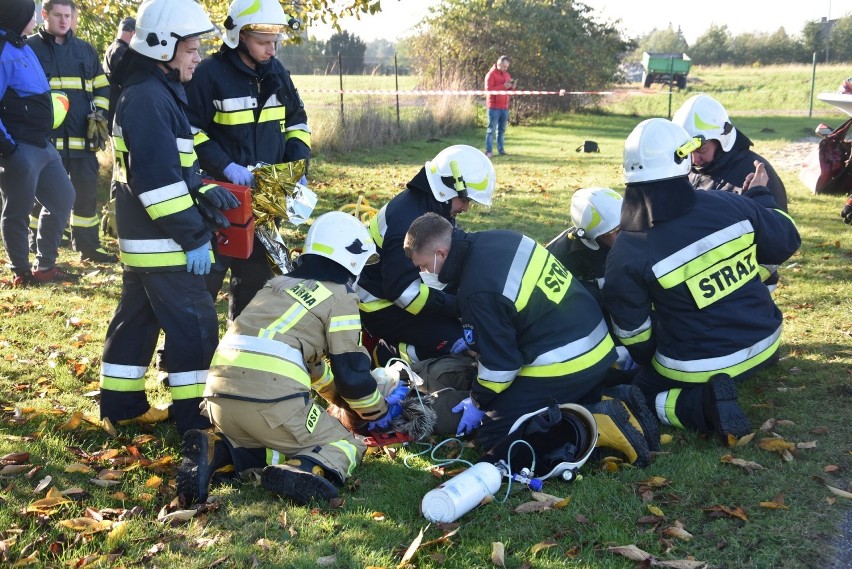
[177, 429, 233, 505]
[585, 399, 651, 467]
[602, 385, 662, 451]
[117, 405, 172, 426]
[261, 456, 339, 505]
[703, 375, 751, 446]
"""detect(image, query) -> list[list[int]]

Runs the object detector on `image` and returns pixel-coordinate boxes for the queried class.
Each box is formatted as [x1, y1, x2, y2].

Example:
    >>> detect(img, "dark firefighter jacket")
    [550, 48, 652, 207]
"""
[26, 28, 109, 156]
[439, 229, 616, 408]
[354, 169, 459, 319]
[690, 130, 788, 212]
[112, 60, 215, 272]
[185, 47, 310, 180]
[602, 181, 800, 384]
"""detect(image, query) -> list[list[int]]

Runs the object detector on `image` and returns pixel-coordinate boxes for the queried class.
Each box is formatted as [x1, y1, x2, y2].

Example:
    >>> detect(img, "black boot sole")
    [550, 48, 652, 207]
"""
[261, 465, 339, 506]
[177, 429, 212, 506]
[605, 385, 662, 452]
[707, 376, 751, 443]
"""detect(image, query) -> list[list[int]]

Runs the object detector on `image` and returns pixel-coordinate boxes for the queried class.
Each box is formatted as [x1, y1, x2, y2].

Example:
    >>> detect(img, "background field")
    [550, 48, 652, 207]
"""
[0, 64, 850, 568]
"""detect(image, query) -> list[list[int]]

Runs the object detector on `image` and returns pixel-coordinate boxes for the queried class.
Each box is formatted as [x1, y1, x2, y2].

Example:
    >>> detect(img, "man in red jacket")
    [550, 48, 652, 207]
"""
[484, 55, 514, 158]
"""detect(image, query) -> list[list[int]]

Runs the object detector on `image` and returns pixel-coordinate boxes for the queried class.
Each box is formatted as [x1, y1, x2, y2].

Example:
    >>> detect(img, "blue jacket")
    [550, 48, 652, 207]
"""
[440, 229, 616, 408]
[354, 169, 458, 319]
[602, 186, 800, 383]
[112, 62, 213, 272]
[0, 29, 52, 156]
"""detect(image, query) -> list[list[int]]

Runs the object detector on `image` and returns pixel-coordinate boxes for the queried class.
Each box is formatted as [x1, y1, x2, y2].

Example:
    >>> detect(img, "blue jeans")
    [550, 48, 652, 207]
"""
[485, 108, 509, 154]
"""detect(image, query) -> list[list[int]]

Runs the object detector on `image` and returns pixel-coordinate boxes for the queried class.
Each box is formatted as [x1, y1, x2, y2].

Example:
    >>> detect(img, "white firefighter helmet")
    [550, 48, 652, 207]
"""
[672, 94, 737, 153]
[506, 403, 598, 481]
[223, 0, 289, 49]
[424, 145, 496, 206]
[303, 211, 378, 276]
[130, 0, 215, 62]
[623, 118, 694, 184]
[569, 187, 623, 250]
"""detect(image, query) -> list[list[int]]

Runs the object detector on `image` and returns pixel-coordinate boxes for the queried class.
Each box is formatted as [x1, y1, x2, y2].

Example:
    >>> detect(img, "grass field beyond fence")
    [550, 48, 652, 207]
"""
[0, 64, 850, 569]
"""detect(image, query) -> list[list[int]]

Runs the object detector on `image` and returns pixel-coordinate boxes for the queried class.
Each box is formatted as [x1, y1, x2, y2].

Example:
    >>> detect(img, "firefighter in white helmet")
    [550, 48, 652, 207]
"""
[602, 118, 800, 446]
[186, 0, 309, 321]
[99, 0, 238, 434]
[546, 187, 622, 297]
[178, 212, 403, 506]
[354, 144, 496, 366]
[673, 94, 788, 211]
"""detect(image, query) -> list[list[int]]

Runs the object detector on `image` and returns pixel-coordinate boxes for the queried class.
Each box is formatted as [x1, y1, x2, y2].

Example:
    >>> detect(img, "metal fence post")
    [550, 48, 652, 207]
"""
[338, 51, 344, 127]
[395, 53, 400, 128]
[809, 51, 817, 118]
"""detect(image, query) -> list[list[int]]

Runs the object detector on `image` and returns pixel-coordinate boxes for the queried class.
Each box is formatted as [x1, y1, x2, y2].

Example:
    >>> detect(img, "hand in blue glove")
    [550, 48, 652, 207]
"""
[452, 396, 485, 437]
[186, 243, 211, 275]
[385, 383, 410, 406]
[298, 175, 308, 188]
[367, 383, 409, 431]
[202, 185, 240, 210]
[223, 162, 254, 187]
[450, 337, 469, 355]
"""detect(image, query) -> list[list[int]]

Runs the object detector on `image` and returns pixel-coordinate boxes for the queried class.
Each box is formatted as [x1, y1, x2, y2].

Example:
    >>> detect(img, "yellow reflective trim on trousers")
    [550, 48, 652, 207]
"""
[259, 107, 285, 122]
[346, 390, 382, 410]
[285, 129, 312, 148]
[266, 448, 284, 465]
[665, 389, 683, 429]
[214, 109, 254, 126]
[620, 327, 652, 346]
[651, 334, 780, 383]
[113, 136, 127, 152]
[145, 194, 195, 221]
[120, 251, 194, 268]
[517, 333, 615, 378]
[71, 213, 99, 227]
[210, 350, 311, 389]
[170, 383, 205, 401]
[358, 299, 393, 312]
[405, 283, 429, 315]
[657, 233, 755, 289]
[193, 131, 209, 145]
[99, 375, 146, 392]
[329, 439, 359, 476]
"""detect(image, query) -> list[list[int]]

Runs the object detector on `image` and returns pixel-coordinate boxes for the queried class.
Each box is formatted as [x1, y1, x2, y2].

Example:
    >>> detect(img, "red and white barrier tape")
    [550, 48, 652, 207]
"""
[300, 88, 613, 96]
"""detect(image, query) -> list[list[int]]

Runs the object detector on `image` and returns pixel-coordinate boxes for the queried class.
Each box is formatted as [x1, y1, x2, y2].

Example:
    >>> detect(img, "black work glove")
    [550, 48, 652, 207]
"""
[201, 185, 240, 210]
[842, 197, 852, 224]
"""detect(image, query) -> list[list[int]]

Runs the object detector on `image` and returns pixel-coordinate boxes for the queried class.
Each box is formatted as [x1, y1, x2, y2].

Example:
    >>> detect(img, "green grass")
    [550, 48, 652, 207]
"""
[1, 68, 851, 568]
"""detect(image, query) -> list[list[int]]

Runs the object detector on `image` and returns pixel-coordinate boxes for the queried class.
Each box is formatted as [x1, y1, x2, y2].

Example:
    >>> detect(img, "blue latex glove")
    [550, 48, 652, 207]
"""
[298, 175, 308, 187]
[203, 185, 240, 210]
[185, 244, 211, 275]
[450, 338, 469, 355]
[223, 162, 254, 187]
[452, 396, 485, 437]
[368, 383, 409, 431]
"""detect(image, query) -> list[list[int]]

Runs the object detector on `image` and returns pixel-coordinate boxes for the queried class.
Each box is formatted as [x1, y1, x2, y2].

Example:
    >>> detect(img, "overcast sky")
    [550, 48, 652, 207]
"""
[310, 0, 852, 44]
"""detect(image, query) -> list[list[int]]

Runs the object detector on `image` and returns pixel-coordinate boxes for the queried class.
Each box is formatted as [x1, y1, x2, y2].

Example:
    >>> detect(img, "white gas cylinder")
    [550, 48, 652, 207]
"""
[421, 462, 502, 523]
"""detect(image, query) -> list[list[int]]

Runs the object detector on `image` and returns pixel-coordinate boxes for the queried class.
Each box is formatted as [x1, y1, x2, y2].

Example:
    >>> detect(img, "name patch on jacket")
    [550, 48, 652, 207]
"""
[287, 281, 332, 308]
[686, 244, 758, 309]
[537, 257, 571, 305]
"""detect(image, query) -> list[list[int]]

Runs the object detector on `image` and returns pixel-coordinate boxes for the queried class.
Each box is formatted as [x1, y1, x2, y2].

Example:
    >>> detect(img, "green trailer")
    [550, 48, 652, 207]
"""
[641, 52, 692, 89]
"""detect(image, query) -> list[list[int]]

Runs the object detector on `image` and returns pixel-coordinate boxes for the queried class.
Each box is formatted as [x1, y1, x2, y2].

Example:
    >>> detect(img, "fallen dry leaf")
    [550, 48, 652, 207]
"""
[491, 541, 505, 567]
[647, 505, 665, 517]
[33, 476, 51, 494]
[758, 438, 796, 452]
[64, 463, 93, 474]
[0, 464, 32, 475]
[662, 521, 693, 541]
[58, 517, 113, 534]
[513, 501, 555, 513]
[398, 525, 426, 567]
[734, 432, 755, 447]
[529, 540, 557, 556]
[607, 544, 652, 562]
[823, 465, 839, 473]
[660, 434, 673, 445]
[796, 441, 817, 449]
[704, 504, 748, 522]
[720, 454, 765, 472]
[826, 486, 852, 500]
[638, 476, 670, 488]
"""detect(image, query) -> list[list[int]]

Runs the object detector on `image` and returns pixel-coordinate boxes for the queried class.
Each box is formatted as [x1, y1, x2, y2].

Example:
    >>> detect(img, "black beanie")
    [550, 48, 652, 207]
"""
[0, 0, 34, 36]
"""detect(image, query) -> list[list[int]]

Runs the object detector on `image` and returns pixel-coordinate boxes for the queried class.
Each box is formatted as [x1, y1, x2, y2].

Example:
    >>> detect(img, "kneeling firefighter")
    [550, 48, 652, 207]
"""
[178, 212, 403, 506]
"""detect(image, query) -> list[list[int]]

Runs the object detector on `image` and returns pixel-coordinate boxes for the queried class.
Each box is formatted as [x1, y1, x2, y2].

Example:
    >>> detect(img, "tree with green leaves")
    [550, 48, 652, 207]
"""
[409, 0, 627, 119]
[327, 31, 367, 74]
[71, 0, 380, 55]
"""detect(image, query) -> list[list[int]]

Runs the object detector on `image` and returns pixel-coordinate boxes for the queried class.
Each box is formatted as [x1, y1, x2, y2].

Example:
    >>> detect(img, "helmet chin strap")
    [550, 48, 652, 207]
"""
[236, 39, 272, 67]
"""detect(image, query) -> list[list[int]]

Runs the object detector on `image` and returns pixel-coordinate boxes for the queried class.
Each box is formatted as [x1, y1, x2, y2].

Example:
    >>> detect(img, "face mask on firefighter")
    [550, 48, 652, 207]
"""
[419, 254, 446, 291]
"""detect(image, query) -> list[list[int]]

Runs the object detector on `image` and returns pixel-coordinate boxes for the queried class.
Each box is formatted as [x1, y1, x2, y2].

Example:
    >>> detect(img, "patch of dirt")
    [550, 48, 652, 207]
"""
[763, 137, 819, 171]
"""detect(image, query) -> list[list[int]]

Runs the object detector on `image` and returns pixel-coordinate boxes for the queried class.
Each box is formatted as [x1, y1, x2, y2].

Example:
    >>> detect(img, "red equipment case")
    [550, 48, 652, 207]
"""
[202, 179, 254, 259]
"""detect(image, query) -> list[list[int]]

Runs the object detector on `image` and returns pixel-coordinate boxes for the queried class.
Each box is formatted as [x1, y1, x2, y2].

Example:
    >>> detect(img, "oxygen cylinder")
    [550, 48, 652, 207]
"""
[421, 462, 502, 523]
